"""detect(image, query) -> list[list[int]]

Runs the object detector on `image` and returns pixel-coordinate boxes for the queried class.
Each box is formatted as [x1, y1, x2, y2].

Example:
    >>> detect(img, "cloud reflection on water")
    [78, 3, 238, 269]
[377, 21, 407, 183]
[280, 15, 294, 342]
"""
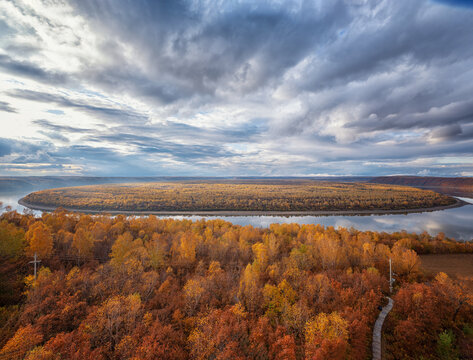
[1, 191, 472, 241]
[153, 204, 473, 241]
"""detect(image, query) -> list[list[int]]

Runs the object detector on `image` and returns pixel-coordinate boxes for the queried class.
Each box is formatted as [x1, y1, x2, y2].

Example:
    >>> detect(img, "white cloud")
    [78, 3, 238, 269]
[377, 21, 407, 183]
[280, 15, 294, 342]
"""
[0, 0, 472, 176]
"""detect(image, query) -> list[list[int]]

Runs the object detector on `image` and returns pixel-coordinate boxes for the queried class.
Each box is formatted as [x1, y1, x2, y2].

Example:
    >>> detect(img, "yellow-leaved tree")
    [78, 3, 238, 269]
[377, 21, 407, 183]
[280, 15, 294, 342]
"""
[305, 312, 349, 360]
[72, 227, 94, 263]
[25, 222, 53, 258]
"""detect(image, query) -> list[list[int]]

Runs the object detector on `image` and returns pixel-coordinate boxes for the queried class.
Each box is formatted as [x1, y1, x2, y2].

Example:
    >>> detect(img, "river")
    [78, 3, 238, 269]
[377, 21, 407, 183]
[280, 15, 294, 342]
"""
[1, 189, 472, 241]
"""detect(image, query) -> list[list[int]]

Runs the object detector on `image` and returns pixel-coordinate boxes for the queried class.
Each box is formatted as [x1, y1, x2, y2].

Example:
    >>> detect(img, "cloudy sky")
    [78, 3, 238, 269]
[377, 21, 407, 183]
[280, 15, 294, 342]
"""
[0, 0, 472, 177]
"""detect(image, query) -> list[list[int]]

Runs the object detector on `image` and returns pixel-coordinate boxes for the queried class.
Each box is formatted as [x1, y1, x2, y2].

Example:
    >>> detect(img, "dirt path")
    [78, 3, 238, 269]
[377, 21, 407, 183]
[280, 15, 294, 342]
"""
[373, 297, 394, 360]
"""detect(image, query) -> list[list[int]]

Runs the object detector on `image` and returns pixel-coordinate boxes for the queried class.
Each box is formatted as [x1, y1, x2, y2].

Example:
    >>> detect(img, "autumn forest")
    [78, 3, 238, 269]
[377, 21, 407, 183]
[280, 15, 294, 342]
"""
[1, 208, 473, 359]
[3, 0, 473, 358]
[21, 181, 456, 213]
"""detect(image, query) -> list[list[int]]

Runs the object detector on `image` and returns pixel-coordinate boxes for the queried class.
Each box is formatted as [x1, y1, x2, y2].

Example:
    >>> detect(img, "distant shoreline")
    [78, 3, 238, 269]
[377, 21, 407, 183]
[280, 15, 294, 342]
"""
[18, 197, 466, 217]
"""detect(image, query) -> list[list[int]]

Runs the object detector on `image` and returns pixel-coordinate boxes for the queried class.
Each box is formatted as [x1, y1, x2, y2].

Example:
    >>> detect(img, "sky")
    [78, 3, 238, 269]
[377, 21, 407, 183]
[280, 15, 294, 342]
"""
[0, 0, 472, 177]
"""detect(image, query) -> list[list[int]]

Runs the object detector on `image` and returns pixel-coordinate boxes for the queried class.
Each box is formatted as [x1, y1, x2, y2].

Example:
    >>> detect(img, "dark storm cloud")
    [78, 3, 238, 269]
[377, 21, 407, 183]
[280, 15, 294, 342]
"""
[8, 89, 148, 123]
[0, 101, 16, 113]
[38, 131, 70, 143]
[52, 144, 125, 162]
[429, 124, 473, 142]
[88, 132, 235, 160]
[48, 144, 196, 176]
[75, 0, 471, 155]
[0, 137, 44, 157]
[83, 66, 187, 105]
[0, 139, 161, 176]
[299, 2, 473, 93]
[278, 1, 473, 143]
[0, 54, 68, 84]
[430, 124, 463, 141]
[69, 0, 351, 100]
[349, 99, 473, 133]
[276, 134, 473, 164]
[33, 119, 90, 134]
[106, 118, 268, 145]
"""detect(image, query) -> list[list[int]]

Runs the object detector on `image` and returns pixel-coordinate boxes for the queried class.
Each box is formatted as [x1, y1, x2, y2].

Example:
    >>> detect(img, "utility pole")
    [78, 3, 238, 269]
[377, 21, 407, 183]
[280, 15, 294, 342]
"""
[389, 258, 394, 293]
[29, 252, 41, 280]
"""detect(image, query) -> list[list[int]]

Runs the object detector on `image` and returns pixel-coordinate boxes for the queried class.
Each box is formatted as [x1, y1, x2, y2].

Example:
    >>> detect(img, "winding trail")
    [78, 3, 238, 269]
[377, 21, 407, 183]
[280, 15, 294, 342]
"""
[372, 297, 394, 360]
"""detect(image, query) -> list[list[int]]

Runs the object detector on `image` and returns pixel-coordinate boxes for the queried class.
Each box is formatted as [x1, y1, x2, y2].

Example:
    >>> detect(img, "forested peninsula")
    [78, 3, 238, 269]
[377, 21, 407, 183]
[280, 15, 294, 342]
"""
[20, 181, 457, 214]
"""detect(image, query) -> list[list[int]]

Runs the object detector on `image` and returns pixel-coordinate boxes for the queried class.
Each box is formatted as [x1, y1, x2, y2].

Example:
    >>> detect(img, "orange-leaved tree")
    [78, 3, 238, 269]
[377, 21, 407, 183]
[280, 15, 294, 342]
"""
[0, 324, 43, 360]
[25, 221, 53, 258]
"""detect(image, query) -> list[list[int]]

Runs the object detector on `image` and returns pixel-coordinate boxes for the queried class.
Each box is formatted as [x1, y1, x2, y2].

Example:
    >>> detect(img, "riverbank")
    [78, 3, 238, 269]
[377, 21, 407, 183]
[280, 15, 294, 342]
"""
[18, 196, 466, 217]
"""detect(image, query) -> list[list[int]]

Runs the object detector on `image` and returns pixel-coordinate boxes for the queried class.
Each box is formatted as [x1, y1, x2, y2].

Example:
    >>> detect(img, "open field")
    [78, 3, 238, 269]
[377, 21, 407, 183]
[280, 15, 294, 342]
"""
[370, 176, 473, 197]
[420, 253, 473, 292]
[20, 181, 456, 213]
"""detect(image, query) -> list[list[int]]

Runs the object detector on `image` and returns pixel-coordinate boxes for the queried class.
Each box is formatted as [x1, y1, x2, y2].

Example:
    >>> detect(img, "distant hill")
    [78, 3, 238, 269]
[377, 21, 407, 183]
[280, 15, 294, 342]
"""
[370, 176, 473, 197]
[0, 176, 373, 195]
[0, 176, 223, 194]
[2, 175, 472, 198]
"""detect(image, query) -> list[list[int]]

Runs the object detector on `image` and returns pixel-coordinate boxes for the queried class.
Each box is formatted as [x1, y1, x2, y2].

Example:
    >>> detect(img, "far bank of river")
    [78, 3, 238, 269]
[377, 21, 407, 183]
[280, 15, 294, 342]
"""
[1, 190, 472, 241]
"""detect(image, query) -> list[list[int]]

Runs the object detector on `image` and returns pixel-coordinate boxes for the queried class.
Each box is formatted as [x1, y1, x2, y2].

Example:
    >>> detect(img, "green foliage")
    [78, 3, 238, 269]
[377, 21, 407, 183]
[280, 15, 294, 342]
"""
[0, 220, 25, 258]
[263, 279, 297, 322]
[462, 323, 473, 337]
[289, 244, 313, 271]
[436, 330, 458, 360]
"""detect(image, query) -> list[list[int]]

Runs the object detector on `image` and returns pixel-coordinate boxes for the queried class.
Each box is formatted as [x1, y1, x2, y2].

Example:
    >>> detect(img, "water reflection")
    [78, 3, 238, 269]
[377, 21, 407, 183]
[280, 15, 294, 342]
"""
[151, 204, 473, 241]
[1, 190, 472, 241]
[0, 190, 41, 215]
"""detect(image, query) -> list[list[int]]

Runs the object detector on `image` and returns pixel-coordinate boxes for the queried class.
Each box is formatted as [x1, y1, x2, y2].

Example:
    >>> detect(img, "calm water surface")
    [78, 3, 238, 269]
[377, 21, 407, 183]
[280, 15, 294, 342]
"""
[1, 190, 472, 241]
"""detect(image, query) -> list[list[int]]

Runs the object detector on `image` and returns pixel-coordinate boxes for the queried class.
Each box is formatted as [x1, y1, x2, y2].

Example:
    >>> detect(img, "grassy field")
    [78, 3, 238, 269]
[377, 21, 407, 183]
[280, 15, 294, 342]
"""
[21, 180, 456, 213]
[420, 253, 473, 292]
